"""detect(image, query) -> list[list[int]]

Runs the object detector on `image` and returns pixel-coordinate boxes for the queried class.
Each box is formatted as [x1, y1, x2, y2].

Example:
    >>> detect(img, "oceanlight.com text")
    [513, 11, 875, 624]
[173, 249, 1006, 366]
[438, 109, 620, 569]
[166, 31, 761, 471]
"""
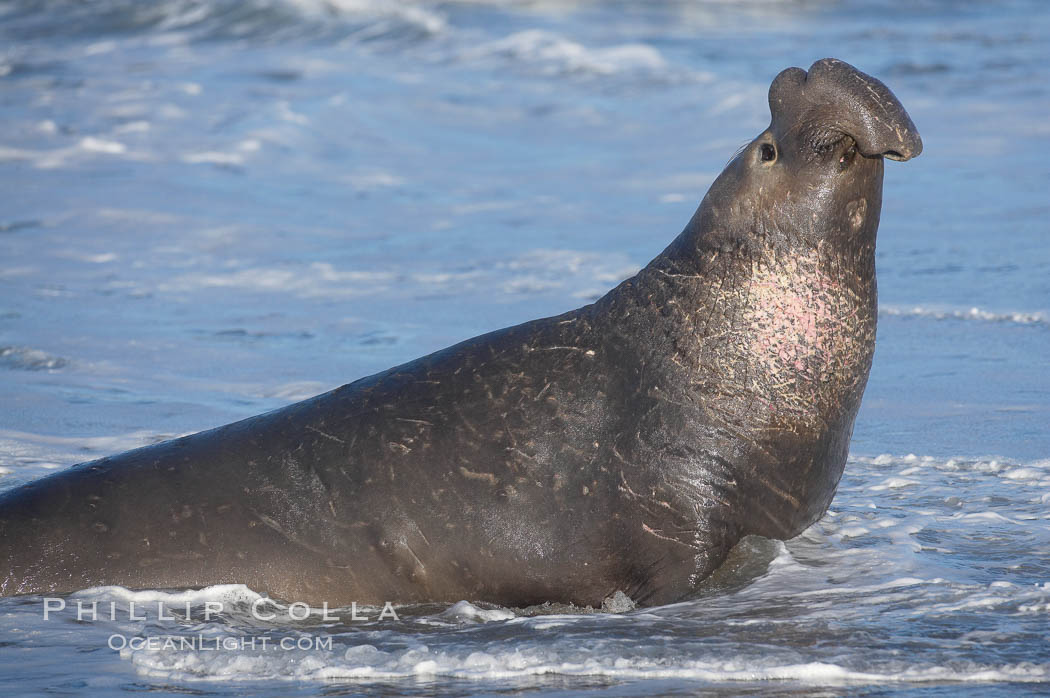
[42, 598, 400, 622]
[107, 634, 334, 651]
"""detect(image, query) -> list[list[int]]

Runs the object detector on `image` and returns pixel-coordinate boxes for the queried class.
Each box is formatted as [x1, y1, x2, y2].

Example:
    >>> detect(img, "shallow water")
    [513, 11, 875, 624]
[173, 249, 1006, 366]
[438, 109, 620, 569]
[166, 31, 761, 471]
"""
[1, 0, 1048, 695]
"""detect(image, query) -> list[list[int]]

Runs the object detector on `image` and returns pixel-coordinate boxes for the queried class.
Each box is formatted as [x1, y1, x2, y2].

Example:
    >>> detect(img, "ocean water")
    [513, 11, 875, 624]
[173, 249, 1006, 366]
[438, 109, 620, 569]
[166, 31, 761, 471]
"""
[1, 0, 1048, 694]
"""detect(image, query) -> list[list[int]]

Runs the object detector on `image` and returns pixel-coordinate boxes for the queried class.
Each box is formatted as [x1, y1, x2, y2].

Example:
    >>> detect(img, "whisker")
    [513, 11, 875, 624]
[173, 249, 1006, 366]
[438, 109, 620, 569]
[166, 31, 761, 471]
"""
[725, 139, 752, 168]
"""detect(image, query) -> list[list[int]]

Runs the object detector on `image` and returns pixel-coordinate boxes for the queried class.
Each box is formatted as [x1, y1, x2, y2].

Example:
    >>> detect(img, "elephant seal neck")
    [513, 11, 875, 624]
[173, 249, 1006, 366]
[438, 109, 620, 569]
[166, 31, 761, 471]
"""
[618, 226, 878, 437]
[689, 238, 878, 432]
[608, 234, 877, 541]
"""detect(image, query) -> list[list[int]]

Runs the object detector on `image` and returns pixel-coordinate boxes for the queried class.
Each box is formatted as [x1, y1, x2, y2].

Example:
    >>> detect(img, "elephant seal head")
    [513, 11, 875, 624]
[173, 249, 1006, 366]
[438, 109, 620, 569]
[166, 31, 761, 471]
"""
[687, 57, 922, 257]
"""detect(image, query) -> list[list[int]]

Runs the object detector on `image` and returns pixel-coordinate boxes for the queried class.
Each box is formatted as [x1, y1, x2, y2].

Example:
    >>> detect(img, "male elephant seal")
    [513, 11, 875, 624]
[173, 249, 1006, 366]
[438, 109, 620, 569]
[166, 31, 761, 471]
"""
[0, 59, 920, 607]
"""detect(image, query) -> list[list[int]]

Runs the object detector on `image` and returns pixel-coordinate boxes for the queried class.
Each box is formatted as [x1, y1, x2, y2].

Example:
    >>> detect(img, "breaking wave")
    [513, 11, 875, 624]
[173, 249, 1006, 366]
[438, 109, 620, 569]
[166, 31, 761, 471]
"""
[0, 0, 447, 43]
[452, 29, 670, 79]
[880, 304, 1049, 327]
[0, 345, 67, 371]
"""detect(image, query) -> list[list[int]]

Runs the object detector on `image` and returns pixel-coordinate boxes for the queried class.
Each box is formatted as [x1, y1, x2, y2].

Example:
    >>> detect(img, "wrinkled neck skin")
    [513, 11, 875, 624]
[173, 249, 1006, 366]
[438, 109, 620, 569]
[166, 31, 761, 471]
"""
[600, 148, 884, 542]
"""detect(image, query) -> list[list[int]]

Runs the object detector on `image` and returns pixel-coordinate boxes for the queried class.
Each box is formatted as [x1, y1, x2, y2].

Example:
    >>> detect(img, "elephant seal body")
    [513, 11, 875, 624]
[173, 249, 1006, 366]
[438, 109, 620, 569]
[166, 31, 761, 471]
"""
[0, 59, 921, 606]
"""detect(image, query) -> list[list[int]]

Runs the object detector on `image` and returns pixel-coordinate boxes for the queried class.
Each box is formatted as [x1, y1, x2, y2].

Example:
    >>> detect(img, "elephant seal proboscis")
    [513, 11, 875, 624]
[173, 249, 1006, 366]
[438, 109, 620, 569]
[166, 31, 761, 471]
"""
[0, 58, 921, 607]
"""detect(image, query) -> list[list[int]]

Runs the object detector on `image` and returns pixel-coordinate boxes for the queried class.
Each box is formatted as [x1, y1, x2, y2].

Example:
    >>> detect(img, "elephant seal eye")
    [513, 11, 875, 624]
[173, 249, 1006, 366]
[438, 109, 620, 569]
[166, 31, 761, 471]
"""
[839, 144, 857, 170]
[759, 143, 776, 163]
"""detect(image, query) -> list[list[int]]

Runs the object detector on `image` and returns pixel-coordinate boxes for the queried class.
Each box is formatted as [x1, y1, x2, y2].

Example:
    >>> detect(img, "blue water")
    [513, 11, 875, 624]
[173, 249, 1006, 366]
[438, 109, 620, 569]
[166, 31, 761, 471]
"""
[1, 0, 1048, 694]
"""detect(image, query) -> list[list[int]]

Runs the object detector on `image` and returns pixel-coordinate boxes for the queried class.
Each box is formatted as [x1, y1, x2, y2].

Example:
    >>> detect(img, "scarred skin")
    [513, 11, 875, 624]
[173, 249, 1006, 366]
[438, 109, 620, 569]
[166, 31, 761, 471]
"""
[0, 59, 921, 607]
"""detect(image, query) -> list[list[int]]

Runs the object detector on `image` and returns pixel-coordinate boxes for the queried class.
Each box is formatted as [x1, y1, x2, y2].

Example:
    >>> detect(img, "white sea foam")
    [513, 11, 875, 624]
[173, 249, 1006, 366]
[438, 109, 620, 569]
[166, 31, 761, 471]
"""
[275, 100, 309, 125]
[315, 0, 446, 36]
[880, 304, 1049, 327]
[0, 429, 178, 475]
[853, 454, 1049, 481]
[113, 120, 152, 134]
[340, 170, 405, 190]
[178, 378, 330, 404]
[122, 641, 1049, 685]
[1003, 467, 1042, 480]
[0, 137, 145, 169]
[154, 250, 638, 300]
[915, 581, 1050, 616]
[256, 380, 329, 401]
[434, 600, 516, 623]
[181, 137, 263, 166]
[868, 476, 920, 490]
[54, 250, 119, 264]
[79, 137, 127, 154]
[96, 207, 182, 225]
[456, 29, 668, 78]
[951, 511, 1028, 526]
[117, 0, 447, 40]
[0, 345, 67, 371]
[0, 429, 166, 453]
[71, 583, 267, 608]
